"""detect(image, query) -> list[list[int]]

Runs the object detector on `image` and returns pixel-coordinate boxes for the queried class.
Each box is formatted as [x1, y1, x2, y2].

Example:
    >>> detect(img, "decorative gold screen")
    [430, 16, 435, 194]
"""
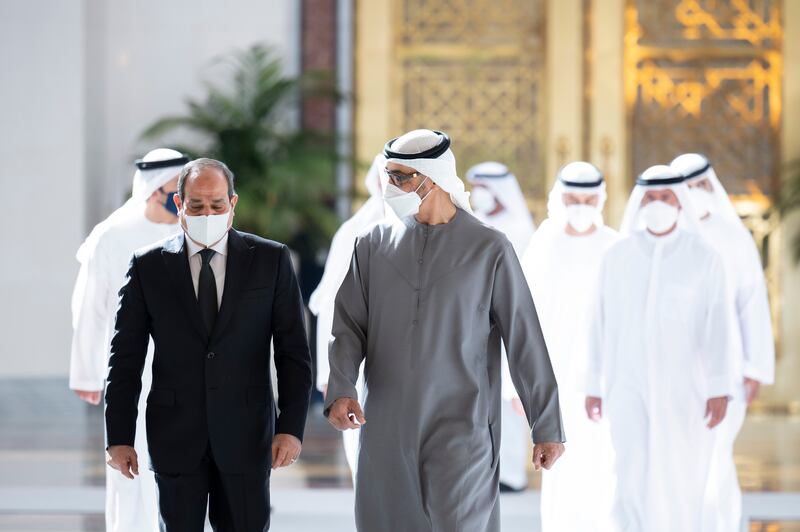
[625, 0, 782, 197]
[392, 0, 547, 200]
[625, 0, 783, 353]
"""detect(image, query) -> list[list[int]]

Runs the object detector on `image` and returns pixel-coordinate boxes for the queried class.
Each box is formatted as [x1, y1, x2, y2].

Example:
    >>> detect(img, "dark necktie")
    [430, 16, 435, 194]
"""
[198, 248, 218, 333]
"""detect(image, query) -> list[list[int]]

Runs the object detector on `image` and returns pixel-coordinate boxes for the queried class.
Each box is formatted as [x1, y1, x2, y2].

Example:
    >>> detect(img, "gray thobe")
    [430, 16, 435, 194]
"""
[325, 208, 564, 532]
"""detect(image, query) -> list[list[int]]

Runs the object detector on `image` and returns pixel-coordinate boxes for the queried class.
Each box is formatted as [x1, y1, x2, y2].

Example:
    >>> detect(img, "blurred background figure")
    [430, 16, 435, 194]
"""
[309, 154, 388, 480]
[467, 162, 536, 254]
[586, 165, 734, 532]
[467, 161, 536, 493]
[521, 161, 618, 531]
[671, 153, 776, 532]
[70, 149, 186, 532]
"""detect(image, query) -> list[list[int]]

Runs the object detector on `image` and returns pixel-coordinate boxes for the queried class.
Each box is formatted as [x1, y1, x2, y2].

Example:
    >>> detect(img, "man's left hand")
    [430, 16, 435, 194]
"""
[532, 442, 565, 471]
[744, 377, 761, 405]
[705, 396, 729, 429]
[271, 433, 302, 469]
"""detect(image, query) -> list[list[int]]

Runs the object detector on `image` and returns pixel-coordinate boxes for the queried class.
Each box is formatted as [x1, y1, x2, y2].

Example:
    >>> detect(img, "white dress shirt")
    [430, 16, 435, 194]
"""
[185, 232, 228, 309]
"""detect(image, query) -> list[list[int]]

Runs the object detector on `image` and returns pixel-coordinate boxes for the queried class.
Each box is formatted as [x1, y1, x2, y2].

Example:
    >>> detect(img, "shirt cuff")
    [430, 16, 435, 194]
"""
[584, 372, 603, 398]
[742, 363, 775, 385]
[69, 378, 105, 392]
[531, 419, 566, 444]
[323, 383, 358, 418]
[706, 374, 734, 399]
[105, 430, 135, 450]
[275, 411, 308, 443]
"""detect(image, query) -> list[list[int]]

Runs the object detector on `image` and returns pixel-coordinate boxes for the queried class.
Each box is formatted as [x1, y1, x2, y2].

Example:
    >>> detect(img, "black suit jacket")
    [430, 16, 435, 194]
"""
[105, 229, 312, 475]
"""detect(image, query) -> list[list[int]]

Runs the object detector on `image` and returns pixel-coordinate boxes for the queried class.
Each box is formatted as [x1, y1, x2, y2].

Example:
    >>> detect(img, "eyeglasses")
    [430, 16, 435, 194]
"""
[385, 169, 422, 186]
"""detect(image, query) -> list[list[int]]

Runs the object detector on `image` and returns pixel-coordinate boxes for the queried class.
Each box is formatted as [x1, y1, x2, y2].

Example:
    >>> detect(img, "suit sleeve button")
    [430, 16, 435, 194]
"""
[207, 352, 216, 359]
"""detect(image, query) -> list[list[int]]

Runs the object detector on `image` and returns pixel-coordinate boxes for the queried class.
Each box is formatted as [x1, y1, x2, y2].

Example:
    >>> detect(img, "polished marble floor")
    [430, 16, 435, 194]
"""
[0, 379, 798, 531]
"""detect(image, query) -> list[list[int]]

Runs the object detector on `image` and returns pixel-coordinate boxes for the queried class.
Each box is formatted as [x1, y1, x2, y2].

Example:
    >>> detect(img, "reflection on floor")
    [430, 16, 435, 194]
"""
[0, 379, 798, 531]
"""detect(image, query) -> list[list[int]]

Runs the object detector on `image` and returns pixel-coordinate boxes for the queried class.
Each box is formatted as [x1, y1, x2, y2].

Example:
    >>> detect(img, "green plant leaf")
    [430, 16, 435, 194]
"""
[139, 43, 343, 259]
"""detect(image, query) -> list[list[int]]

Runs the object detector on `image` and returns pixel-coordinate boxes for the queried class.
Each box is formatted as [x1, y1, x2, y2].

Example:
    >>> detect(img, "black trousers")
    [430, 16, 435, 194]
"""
[154, 448, 270, 532]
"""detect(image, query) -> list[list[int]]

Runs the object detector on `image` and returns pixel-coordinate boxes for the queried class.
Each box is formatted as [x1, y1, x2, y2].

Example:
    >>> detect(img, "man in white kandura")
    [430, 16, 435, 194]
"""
[309, 154, 387, 479]
[585, 165, 734, 532]
[671, 153, 775, 532]
[70, 149, 187, 531]
[522, 162, 618, 531]
[467, 161, 536, 492]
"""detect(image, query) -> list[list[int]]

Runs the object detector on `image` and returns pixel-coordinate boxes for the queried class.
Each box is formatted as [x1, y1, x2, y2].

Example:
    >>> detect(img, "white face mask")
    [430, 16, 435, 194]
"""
[689, 187, 714, 217]
[641, 200, 679, 234]
[469, 186, 497, 215]
[183, 211, 231, 247]
[383, 176, 432, 219]
[564, 204, 597, 233]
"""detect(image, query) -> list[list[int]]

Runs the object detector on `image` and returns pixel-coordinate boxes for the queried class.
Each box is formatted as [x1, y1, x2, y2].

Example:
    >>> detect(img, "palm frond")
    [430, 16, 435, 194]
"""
[140, 43, 342, 254]
[140, 115, 208, 140]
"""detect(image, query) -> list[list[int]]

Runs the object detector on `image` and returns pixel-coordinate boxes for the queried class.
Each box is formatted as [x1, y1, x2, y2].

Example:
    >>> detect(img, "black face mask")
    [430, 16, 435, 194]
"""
[160, 188, 179, 216]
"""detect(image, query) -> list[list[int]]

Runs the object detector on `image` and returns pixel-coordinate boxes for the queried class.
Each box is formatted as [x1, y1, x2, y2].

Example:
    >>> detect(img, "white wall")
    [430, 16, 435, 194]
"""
[0, 0, 299, 378]
[89, 0, 301, 224]
[0, 1, 86, 378]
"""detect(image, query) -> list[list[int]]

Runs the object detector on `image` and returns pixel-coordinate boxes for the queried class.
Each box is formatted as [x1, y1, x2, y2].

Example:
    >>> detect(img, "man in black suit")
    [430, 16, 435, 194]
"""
[105, 158, 312, 531]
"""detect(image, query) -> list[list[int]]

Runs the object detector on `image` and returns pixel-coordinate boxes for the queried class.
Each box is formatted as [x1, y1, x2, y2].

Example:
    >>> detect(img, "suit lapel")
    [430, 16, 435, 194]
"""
[211, 229, 253, 340]
[161, 233, 209, 342]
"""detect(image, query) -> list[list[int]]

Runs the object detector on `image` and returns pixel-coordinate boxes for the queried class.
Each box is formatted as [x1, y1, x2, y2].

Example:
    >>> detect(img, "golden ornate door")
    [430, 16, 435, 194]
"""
[355, 0, 548, 215]
[625, 0, 782, 196]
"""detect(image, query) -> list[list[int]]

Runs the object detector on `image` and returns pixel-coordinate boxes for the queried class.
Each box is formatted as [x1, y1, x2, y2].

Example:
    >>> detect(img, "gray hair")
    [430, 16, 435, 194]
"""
[177, 158, 236, 200]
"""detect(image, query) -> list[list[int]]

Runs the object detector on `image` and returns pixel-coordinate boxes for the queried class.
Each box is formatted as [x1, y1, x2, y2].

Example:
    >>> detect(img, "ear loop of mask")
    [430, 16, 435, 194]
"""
[416, 176, 434, 202]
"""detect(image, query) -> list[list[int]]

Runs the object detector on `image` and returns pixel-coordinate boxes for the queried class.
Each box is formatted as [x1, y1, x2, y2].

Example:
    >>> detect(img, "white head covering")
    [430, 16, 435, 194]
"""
[467, 162, 533, 222]
[669, 153, 742, 226]
[308, 153, 388, 315]
[546, 161, 607, 227]
[383, 129, 473, 214]
[365, 153, 387, 199]
[76, 148, 188, 264]
[131, 148, 190, 202]
[619, 164, 703, 236]
[466, 161, 535, 250]
[71, 148, 187, 326]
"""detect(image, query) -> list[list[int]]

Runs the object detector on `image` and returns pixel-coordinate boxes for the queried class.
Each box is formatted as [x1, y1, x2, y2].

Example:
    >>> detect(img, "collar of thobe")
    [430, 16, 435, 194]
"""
[634, 227, 681, 256]
[185, 231, 230, 259]
[401, 206, 464, 231]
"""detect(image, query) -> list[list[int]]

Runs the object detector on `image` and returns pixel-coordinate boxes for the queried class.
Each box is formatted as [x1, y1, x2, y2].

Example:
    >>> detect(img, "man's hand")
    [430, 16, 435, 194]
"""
[532, 442, 565, 471]
[585, 396, 602, 421]
[706, 396, 729, 429]
[327, 397, 366, 431]
[744, 377, 761, 406]
[271, 434, 302, 469]
[74, 390, 102, 405]
[106, 445, 138, 479]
